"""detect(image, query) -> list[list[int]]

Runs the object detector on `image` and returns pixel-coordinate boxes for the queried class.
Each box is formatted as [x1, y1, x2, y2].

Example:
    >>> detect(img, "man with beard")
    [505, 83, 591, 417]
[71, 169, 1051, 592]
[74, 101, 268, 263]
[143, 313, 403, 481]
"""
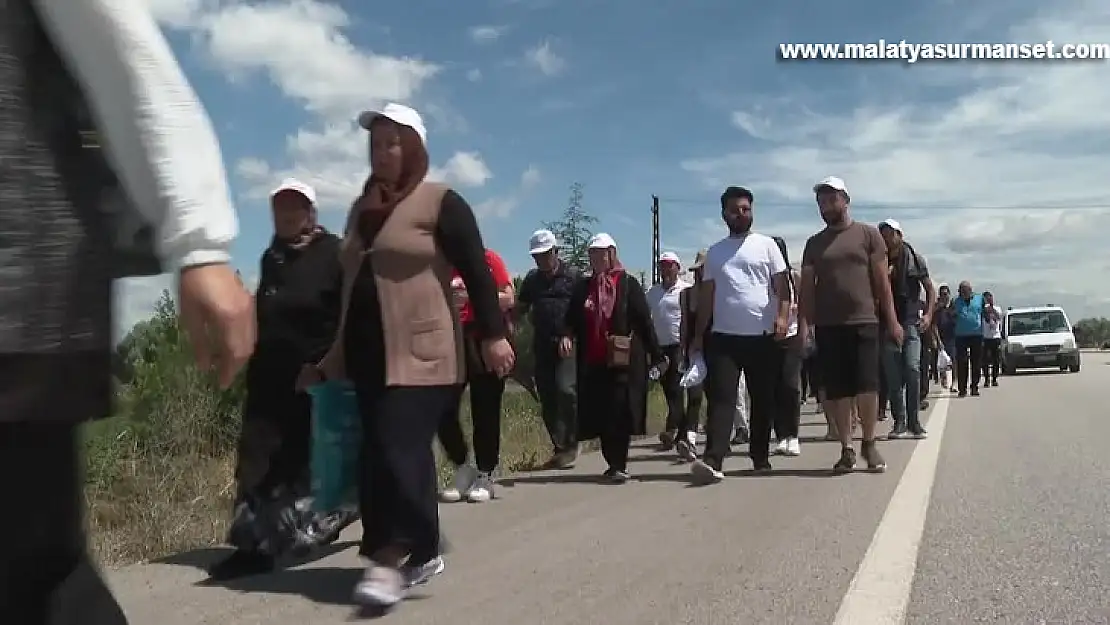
[799, 177, 901, 474]
[689, 186, 791, 482]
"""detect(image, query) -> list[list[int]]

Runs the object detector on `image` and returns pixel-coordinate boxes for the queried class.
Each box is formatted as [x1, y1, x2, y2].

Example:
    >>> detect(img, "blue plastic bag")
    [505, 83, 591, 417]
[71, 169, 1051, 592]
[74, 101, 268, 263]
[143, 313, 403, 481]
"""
[307, 380, 361, 513]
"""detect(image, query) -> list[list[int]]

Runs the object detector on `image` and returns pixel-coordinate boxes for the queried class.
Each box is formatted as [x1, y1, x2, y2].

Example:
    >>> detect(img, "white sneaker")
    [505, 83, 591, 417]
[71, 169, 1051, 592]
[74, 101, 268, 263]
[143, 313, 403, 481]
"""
[440, 465, 477, 503]
[353, 563, 405, 607]
[784, 437, 801, 457]
[691, 459, 724, 484]
[402, 556, 445, 588]
[675, 438, 697, 462]
[773, 439, 790, 455]
[466, 472, 494, 503]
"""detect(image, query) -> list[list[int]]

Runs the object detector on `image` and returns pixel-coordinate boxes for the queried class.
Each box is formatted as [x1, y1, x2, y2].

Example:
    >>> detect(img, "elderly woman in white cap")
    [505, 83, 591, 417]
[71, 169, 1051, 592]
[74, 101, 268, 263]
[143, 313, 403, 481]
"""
[299, 103, 515, 609]
[559, 233, 666, 482]
[209, 178, 345, 581]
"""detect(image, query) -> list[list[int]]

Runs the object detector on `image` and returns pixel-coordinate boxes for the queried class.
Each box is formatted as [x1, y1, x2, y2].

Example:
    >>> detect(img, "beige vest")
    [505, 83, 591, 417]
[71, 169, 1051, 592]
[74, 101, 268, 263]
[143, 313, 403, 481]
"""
[328, 182, 465, 386]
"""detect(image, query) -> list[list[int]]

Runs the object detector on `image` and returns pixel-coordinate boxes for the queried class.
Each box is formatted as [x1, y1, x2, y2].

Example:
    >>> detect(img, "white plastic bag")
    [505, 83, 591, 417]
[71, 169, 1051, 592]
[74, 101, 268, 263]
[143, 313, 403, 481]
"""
[936, 348, 952, 370]
[680, 352, 707, 388]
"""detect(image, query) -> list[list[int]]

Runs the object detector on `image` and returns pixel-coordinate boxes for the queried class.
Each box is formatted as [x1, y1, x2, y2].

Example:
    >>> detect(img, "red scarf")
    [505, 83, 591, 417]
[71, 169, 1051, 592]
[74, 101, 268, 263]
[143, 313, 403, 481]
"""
[584, 267, 624, 364]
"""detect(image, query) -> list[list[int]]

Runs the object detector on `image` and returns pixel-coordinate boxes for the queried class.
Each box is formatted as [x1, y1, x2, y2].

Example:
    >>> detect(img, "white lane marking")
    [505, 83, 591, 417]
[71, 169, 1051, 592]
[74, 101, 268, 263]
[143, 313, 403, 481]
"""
[833, 396, 952, 625]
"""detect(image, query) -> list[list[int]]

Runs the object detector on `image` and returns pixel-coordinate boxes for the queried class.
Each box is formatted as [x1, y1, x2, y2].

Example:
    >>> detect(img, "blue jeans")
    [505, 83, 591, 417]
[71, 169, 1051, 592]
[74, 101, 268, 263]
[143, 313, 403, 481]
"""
[882, 322, 922, 432]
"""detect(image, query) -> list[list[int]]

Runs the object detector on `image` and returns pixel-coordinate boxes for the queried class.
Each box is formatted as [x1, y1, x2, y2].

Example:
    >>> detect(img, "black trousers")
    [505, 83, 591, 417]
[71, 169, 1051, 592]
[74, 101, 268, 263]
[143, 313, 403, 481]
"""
[579, 364, 635, 472]
[772, 336, 803, 439]
[438, 337, 505, 473]
[0, 422, 128, 625]
[703, 333, 778, 468]
[660, 344, 701, 438]
[801, 353, 821, 399]
[981, 338, 1001, 382]
[955, 335, 984, 393]
[533, 339, 578, 455]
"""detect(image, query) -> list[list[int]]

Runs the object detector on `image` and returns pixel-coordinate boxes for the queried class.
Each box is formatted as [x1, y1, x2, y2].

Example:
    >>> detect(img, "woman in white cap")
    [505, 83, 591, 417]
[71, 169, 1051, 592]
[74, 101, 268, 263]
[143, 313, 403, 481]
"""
[560, 233, 666, 482]
[300, 103, 515, 609]
[209, 179, 346, 580]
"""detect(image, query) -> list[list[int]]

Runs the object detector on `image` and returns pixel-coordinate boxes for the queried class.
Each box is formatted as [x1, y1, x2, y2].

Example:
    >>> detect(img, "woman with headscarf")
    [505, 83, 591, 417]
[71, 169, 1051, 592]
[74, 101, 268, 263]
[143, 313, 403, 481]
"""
[769, 236, 803, 457]
[560, 233, 666, 482]
[208, 179, 346, 581]
[298, 103, 514, 609]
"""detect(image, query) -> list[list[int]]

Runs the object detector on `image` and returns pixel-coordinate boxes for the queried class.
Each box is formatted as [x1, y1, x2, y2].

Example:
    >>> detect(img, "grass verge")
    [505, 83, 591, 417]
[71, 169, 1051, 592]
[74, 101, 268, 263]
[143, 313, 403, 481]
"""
[86, 387, 667, 567]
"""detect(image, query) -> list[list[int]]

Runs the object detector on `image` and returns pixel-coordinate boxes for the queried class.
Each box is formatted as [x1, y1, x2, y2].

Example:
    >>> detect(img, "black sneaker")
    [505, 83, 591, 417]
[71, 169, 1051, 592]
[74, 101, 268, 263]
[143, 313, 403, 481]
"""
[603, 467, 630, 483]
[910, 427, 928, 440]
[833, 447, 857, 474]
[207, 549, 275, 581]
[731, 428, 750, 445]
[752, 461, 773, 473]
[658, 430, 676, 450]
[919, 399, 930, 411]
[861, 440, 887, 472]
[888, 427, 908, 440]
[957, 390, 968, 398]
[970, 387, 980, 396]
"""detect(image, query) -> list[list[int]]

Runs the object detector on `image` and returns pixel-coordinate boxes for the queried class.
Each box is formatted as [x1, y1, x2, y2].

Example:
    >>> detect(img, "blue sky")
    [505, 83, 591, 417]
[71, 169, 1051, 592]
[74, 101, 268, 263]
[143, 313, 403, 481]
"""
[117, 0, 1110, 335]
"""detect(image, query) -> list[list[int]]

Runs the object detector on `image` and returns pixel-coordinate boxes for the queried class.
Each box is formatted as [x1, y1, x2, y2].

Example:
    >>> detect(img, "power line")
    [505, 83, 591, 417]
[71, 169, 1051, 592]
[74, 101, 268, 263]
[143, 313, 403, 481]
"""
[654, 197, 1110, 211]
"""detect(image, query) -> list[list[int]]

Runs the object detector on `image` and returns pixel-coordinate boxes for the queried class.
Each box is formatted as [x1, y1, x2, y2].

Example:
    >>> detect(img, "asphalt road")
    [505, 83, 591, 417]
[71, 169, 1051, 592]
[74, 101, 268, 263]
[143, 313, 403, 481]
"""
[107, 354, 1110, 624]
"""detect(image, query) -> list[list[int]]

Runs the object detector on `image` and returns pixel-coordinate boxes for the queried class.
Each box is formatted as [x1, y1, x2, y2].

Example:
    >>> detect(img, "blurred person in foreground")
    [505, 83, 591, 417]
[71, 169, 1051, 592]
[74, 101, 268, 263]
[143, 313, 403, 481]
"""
[0, 0, 253, 622]
[298, 103, 514, 610]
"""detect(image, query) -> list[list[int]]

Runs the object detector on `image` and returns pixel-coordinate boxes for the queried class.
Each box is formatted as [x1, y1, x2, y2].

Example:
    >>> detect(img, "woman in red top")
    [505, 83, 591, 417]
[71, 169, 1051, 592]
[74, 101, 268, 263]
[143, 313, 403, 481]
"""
[561, 233, 665, 482]
[438, 249, 515, 503]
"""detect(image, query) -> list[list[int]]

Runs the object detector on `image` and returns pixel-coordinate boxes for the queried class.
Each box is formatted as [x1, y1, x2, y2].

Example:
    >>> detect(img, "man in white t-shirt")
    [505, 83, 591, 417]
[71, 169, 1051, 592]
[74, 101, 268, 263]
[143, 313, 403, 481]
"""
[981, 291, 1002, 386]
[689, 186, 792, 483]
[646, 252, 693, 449]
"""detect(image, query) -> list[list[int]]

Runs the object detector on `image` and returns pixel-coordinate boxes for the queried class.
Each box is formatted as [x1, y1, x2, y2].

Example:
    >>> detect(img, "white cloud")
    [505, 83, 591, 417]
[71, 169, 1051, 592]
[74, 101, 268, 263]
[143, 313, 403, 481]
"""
[469, 25, 507, 44]
[679, 0, 1110, 318]
[466, 68, 483, 82]
[524, 40, 567, 76]
[428, 152, 493, 188]
[474, 165, 542, 218]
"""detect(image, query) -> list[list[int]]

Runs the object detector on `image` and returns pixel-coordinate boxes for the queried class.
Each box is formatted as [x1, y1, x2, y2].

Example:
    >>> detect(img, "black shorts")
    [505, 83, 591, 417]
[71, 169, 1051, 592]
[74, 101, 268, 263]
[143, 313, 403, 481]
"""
[814, 324, 880, 400]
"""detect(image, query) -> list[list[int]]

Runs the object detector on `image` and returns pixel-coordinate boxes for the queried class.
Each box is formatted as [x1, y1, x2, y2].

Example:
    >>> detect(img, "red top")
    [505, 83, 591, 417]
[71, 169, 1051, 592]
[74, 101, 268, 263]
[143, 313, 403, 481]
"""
[453, 249, 512, 325]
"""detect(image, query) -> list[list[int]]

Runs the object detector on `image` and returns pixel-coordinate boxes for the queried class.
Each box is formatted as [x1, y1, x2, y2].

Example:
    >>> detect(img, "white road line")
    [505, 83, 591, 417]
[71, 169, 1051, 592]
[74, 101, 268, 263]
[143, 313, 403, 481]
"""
[833, 396, 952, 625]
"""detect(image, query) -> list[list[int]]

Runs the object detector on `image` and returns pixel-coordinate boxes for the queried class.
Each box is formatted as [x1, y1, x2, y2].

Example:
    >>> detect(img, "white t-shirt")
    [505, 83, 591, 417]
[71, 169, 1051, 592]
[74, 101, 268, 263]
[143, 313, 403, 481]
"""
[705, 233, 788, 336]
[646, 279, 691, 346]
[982, 304, 1002, 339]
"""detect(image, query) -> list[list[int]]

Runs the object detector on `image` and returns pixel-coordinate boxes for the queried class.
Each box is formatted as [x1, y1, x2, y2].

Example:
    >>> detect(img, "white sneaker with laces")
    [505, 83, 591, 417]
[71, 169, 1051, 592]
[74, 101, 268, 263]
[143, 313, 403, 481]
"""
[466, 472, 494, 503]
[440, 465, 478, 503]
[773, 439, 789, 455]
[402, 556, 445, 588]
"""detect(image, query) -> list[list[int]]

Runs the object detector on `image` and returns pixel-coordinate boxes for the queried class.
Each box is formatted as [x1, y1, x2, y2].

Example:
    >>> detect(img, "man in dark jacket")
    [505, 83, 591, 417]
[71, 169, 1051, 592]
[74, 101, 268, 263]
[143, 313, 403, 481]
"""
[0, 1, 253, 621]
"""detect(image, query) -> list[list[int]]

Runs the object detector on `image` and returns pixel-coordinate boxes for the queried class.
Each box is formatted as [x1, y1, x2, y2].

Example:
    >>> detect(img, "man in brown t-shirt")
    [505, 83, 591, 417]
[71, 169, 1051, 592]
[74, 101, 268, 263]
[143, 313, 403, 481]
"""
[799, 176, 902, 474]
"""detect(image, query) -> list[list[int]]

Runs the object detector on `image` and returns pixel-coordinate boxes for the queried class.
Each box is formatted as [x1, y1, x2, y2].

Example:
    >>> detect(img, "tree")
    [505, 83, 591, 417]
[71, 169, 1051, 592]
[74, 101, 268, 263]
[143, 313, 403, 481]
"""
[1073, 317, 1110, 347]
[543, 182, 598, 273]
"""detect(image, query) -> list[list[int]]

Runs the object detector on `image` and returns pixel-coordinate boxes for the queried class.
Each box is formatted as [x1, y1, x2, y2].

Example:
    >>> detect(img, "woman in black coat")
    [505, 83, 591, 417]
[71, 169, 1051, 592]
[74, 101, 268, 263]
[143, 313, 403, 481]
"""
[209, 179, 348, 581]
[561, 233, 665, 482]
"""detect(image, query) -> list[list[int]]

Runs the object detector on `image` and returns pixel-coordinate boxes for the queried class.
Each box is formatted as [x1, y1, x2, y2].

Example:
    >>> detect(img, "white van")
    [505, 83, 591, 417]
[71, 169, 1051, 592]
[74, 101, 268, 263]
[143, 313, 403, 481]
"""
[1001, 305, 1081, 374]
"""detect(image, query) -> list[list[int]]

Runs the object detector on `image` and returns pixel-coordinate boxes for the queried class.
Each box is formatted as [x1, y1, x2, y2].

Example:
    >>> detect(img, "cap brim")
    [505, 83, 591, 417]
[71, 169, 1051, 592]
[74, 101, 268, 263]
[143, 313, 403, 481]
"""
[529, 244, 555, 255]
[357, 110, 385, 130]
[270, 186, 312, 202]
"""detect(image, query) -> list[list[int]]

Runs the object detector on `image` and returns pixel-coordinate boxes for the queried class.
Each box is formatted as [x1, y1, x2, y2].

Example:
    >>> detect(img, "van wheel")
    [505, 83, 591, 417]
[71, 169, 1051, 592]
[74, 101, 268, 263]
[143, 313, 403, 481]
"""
[1069, 363, 1081, 373]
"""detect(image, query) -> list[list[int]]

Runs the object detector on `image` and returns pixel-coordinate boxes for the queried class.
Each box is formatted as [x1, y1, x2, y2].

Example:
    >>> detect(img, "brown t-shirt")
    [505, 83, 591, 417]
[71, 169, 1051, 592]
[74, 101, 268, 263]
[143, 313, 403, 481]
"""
[801, 221, 887, 327]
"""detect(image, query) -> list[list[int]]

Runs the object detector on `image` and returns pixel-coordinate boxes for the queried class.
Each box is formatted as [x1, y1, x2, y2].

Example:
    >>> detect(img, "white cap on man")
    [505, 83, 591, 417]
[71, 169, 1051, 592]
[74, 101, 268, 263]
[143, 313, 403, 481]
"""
[658, 251, 681, 266]
[813, 175, 849, 195]
[878, 218, 903, 234]
[356, 102, 428, 145]
[528, 229, 557, 255]
[269, 177, 317, 205]
[587, 232, 617, 249]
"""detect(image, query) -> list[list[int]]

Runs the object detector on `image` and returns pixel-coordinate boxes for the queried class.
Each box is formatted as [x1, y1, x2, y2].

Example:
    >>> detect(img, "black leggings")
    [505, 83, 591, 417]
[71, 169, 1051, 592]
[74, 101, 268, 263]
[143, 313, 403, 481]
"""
[438, 336, 505, 473]
[772, 337, 803, 439]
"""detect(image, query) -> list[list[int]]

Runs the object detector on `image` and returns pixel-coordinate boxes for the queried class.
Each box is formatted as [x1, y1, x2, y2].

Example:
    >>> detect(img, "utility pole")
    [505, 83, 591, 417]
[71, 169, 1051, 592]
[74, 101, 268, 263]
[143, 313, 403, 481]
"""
[650, 195, 660, 286]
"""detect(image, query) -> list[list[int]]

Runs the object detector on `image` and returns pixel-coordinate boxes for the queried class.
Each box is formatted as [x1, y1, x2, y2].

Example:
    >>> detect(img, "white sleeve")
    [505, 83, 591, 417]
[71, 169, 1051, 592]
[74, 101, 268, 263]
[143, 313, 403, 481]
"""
[33, 0, 238, 270]
[766, 236, 787, 274]
[703, 245, 718, 282]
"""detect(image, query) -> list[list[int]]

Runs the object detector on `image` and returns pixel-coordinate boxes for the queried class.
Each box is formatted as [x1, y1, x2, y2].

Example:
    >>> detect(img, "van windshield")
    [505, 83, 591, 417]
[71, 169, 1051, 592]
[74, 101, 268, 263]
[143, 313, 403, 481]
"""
[1007, 311, 1069, 337]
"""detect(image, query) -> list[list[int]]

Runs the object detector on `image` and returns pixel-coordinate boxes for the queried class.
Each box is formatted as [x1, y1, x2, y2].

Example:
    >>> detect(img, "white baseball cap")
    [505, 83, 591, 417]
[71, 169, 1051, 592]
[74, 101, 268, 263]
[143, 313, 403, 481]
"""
[587, 232, 617, 249]
[658, 251, 681, 265]
[813, 176, 849, 194]
[269, 177, 317, 205]
[878, 218, 903, 234]
[357, 102, 428, 145]
[528, 229, 557, 255]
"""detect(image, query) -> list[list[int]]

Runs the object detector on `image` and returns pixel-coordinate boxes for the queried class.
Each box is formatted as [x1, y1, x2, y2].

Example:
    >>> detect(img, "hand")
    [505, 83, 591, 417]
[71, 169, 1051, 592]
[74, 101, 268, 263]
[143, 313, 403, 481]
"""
[773, 315, 789, 340]
[295, 363, 323, 391]
[557, 336, 574, 358]
[178, 263, 256, 389]
[481, 337, 516, 378]
[887, 322, 905, 346]
[920, 312, 933, 331]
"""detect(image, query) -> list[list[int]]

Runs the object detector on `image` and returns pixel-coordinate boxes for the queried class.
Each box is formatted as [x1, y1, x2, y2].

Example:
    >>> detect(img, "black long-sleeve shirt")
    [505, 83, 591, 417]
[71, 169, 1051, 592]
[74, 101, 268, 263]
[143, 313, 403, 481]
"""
[344, 190, 505, 388]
